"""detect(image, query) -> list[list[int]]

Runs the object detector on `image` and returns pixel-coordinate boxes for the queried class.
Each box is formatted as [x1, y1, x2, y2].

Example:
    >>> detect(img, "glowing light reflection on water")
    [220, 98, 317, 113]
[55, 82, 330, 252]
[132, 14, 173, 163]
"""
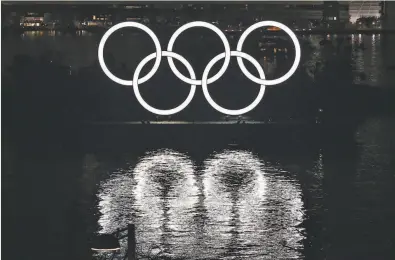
[96, 149, 305, 259]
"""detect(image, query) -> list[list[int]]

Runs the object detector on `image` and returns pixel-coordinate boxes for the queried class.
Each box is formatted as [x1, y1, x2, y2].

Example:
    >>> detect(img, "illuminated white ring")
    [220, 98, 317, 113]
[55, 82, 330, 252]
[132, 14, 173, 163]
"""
[98, 22, 162, 86]
[167, 21, 231, 86]
[236, 21, 301, 86]
[133, 51, 196, 116]
[202, 51, 266, 116]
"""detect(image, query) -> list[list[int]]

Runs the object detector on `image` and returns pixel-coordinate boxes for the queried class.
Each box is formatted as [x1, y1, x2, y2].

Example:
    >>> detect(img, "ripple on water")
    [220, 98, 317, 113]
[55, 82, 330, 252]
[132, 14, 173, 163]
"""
[96, 149, 305, 259]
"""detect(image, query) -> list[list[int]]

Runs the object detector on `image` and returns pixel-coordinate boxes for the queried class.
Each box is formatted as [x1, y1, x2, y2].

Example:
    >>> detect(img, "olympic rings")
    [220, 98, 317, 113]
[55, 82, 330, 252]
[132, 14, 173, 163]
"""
[98, 22, 162, 86]
[236, 21, 301, 86]
[133, 51, 196, 116]
[202, 51, 266, 116]
[167, 21, 231, 86]
[98, 20, 301, 116]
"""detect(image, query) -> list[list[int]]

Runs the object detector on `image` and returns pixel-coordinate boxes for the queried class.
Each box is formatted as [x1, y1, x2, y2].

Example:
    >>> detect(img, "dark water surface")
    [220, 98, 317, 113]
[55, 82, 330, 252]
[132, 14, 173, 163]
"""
[3, 30, 395, 88]
[4, 119, 395, 260]
[3, 30, 395, 260]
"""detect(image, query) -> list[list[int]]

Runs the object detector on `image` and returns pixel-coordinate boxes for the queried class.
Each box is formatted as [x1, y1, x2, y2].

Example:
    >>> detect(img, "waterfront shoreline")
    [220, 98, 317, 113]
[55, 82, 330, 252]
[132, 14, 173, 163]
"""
[3, 26, 395, 36]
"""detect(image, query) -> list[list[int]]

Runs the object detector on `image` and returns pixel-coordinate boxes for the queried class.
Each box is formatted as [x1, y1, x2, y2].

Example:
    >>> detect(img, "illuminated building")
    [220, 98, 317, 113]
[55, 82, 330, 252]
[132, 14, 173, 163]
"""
[82, 14, 112, 28]
[241, 2, 325, 30]
[20, 12, 44, 28]
[323, 1, 350, 28]
[348, 1, 382, 23]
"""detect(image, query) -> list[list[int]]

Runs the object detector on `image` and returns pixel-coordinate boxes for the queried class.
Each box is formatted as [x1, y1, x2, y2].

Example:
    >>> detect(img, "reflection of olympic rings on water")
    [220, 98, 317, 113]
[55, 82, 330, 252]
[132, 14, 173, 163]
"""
[98, 21, 301, 116]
